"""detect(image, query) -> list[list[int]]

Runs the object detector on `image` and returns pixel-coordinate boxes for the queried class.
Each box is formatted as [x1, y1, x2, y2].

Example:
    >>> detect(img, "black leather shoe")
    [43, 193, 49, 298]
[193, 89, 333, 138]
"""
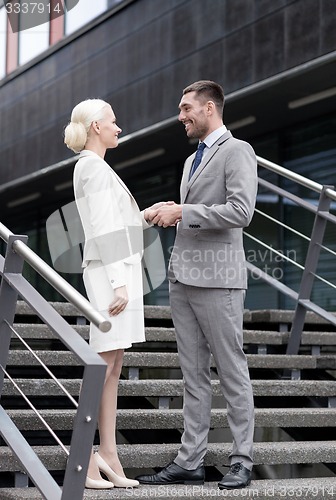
[218, 462, 252, 489]
[135, 462, 205, 485]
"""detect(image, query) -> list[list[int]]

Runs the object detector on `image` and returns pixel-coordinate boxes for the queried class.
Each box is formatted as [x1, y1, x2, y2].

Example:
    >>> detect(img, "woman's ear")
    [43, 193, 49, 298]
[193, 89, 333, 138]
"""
[92, 121, 100, 133]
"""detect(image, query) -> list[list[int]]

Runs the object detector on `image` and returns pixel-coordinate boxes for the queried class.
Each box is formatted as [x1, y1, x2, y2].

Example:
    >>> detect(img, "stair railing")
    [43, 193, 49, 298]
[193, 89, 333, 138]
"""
[1, 154, 336, 498]
[0, 222, 111, 500]
[245, 156, 336, 354]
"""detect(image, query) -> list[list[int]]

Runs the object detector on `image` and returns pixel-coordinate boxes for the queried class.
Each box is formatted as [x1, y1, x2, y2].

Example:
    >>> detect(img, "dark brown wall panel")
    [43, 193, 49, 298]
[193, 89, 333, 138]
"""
[1, 0, 336, 184]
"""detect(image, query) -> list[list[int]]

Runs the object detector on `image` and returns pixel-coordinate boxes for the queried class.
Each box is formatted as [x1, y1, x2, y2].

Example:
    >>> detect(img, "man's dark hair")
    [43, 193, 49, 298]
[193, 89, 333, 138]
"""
[183, 80, 225, 115]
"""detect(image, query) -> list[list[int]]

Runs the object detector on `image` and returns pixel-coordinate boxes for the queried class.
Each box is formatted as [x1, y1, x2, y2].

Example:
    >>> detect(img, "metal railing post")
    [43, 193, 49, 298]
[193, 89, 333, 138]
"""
[286, 186, 334, 355]
[0, 235, 28, 396]
[61, 365, 106, 499]
[0, 235, 63, 499]
[0, 222, 113, 499]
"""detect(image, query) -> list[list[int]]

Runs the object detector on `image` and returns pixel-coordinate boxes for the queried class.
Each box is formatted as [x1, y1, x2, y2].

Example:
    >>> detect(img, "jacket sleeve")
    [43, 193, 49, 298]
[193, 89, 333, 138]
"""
[81, 159, 127, 289]
[181, 143, 258, 230]
[140, 210, 153, 229]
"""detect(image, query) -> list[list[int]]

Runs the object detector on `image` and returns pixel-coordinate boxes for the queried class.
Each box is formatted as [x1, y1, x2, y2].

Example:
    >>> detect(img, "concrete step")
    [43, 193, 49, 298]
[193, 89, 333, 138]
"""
[250, 309, 336, 325]
[15, 302, 336, 326]
[11, 324, 336, 346]
[1, 441, 336, 471]
[14, 301, 173, 321]
[6, 350, 336, 369]
[3, 378, 336, 398]
[1, 477, 336, 500]
[6, 407, 336, 430]
[11, 325, 177, 343]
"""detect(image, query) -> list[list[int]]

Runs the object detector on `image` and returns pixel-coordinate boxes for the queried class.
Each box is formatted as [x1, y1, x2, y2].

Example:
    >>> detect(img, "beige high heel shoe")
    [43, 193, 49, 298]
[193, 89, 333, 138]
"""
[94, 452, 139, 488]
[85, 476, 114, 489]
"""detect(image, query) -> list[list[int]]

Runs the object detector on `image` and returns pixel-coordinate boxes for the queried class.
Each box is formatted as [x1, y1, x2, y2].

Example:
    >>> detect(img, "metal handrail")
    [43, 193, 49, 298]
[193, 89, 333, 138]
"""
[245, 230, 336, 291]
[257, 155, 336, 202]
[254, 208, 311, 242]
[1, 365, 70, 456]
[0, 222, 111, 333]
[256, 156, 322, 193]
[244, 232, 305, 271]
[0, 226, 110, 499]
[6, 320, 78, 408]
[252, 157, 336, 355]
[0, 222, 12, 241]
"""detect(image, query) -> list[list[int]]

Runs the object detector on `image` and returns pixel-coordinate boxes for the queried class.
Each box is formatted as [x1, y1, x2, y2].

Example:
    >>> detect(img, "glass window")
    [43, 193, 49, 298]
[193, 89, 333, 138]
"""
[0, 6, 6, 79]
[65, 0, 107, 35]
[19, 20, 50, 66]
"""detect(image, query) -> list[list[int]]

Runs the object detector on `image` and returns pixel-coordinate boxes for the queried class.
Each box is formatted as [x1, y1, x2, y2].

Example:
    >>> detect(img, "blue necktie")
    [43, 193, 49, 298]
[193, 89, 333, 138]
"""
[188, 142, 206, 180]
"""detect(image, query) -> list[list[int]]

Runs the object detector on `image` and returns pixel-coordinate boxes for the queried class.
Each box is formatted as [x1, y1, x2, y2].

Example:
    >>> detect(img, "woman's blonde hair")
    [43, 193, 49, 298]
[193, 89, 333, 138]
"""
[64, 98, 110, 153]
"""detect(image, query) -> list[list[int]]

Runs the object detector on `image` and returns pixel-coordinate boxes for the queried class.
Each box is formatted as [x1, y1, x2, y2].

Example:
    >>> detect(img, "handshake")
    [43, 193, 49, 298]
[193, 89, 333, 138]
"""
[144, 201, 182, 228]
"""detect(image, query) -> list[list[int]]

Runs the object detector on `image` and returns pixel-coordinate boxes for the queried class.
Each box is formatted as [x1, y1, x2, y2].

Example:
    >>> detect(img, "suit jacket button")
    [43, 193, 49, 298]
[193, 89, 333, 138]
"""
[111, 279, 115, 283]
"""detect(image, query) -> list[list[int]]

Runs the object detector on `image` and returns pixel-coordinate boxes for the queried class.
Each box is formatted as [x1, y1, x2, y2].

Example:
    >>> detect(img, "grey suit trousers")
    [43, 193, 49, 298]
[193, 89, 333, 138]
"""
[170, 281, 254, 470]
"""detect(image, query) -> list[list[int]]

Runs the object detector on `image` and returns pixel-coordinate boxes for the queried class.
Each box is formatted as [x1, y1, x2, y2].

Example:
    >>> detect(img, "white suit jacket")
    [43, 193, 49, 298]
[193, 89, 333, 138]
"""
[73, 150, 150, 289]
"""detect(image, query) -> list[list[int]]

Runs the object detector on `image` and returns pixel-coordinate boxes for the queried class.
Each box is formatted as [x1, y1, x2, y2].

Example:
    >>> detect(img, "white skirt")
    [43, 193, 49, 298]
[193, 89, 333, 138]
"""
[83, 260, 146, 352]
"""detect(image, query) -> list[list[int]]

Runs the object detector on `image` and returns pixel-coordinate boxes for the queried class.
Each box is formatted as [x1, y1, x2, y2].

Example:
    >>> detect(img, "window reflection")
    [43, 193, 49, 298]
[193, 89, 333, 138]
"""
[65, 0, 107, 35]
[19, 20, 49, 66]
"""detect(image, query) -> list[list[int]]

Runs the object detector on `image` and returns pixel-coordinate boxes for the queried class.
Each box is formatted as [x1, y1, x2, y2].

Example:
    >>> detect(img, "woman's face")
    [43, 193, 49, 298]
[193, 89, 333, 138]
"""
[96, 106, 122, 149]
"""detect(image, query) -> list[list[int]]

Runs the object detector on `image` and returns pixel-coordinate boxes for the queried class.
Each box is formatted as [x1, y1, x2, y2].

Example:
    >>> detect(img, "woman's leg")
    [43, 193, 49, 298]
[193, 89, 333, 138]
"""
[98, 349, 125, 475]
[86, 348, 124, 479]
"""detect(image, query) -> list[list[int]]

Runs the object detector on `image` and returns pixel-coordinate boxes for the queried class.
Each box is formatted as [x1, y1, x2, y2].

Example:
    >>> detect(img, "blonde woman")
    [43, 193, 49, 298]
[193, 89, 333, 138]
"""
[64, 99, 159, 489]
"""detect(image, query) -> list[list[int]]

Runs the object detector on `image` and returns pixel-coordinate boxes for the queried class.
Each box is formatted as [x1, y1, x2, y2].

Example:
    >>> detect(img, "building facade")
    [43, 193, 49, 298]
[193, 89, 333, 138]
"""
[1, 0, 336, 308]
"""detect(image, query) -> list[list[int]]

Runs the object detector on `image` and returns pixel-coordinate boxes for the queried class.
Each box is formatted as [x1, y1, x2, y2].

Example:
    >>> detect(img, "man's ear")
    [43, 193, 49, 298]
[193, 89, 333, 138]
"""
[206, 100, 215, 115]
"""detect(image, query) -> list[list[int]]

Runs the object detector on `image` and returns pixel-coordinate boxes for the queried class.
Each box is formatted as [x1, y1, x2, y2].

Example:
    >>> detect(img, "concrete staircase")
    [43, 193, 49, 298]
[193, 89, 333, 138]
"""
[0, 302, 336, 499]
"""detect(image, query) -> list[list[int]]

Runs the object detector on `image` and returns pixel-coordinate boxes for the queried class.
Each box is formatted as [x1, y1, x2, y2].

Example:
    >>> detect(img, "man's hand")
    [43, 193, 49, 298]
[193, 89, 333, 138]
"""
[144, 201, 174, 223]
[108, 285, 128, 316]
[152, 203, 183, 227]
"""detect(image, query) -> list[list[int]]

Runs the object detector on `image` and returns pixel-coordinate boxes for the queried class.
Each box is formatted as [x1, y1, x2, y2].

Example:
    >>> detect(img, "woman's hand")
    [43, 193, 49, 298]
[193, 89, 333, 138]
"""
[108, 285, 129, 316]
[144, 201, 175, 222]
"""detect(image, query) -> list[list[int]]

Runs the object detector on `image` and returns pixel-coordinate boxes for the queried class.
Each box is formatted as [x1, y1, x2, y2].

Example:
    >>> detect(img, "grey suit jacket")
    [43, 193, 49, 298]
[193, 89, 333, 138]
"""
[168, 130, 258, 288]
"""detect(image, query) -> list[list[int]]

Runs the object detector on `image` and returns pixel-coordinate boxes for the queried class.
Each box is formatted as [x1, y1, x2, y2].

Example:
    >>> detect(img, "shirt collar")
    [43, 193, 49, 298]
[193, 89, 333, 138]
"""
[202, 125, 228, 149]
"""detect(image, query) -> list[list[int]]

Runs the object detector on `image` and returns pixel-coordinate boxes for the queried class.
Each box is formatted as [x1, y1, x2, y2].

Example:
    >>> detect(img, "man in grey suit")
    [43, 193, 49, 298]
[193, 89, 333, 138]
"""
[137, 80, 257, 489]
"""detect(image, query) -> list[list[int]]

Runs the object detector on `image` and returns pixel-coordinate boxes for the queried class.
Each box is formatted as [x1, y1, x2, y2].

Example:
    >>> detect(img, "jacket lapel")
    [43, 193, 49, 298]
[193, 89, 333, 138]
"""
[181, 131, 232, 203]
[79, 150, 135, 202]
